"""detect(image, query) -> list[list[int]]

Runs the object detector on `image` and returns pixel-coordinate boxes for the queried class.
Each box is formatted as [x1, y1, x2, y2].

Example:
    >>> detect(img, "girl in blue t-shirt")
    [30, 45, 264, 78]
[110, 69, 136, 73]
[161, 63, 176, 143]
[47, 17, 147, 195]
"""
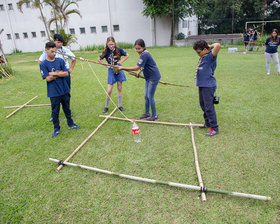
[118, 39, 161, 121]
[98, 36, 129, 113]
[265, 29, 280, 75]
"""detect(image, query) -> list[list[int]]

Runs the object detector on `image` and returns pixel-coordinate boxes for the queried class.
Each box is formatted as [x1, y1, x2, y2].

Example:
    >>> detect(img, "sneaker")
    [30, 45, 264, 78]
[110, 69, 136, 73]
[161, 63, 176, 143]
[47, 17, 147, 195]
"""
[206, 127, 219, 136]
[102, 107, 108, 113]
[69, 124, 81, 129]
[147, 116, 159, 121]
[118, 106, 126, 111]
[139, 113, 150, 119]
[199, 124, 209, 129]
[52, 129, 60, 138]
[49, 117, 53, 122]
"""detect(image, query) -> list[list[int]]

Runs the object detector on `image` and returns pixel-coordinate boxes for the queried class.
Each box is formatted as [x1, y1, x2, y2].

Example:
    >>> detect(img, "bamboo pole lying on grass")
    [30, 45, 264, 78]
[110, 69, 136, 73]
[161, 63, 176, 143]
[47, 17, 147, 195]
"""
[189, 123, 206, 202]
[5, 96, 38, 119]
[56, 107, 118, 172]
[49, 158, 272, 201]
[99, 115, 204, 127]
[4, 104, 51, 109]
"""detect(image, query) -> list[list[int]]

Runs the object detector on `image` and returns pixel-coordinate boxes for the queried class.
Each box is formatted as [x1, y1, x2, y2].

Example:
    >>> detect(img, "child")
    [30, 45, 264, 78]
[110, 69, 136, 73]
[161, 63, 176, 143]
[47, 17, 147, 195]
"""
[265, 29, 280, 75]
[40, 42, 80, 137]
[243, 29, 249, 51]
[118, 39, 161, 121]
[193, 40, 220, 136]
[98, 36, 129, 113]
[39, 34, 76, 121]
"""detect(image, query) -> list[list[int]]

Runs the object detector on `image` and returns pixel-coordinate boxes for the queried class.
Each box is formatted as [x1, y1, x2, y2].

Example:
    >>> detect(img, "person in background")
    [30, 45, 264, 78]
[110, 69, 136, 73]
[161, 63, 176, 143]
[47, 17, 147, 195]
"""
[265, 29, 280, 75]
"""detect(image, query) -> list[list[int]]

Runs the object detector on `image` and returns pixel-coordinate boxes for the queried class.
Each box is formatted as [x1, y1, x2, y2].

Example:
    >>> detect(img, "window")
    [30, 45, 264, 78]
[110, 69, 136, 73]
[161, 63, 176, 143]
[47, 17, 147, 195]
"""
[182, 20, 189, 28]
[8, 3, 13, 10]
[26, 2, 31, 8]
[7, 34, 12, 39]
[90, 26, 96, 33]
[101, 26, 108, 33]
[113, 25, 119, 32]
[31, 32, 36, 38]
[15, 33, 20, 39]
[69, 28, 75, 34]
[80, 27, 85, 34]
[23, 32, 28, 38]
[40, 31, 46, 37]
[0, 4, 4, 11]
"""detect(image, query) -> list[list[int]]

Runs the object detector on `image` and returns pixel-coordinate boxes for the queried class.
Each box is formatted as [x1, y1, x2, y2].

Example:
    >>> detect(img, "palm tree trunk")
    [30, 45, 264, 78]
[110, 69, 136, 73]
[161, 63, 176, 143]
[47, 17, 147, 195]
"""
[38, 3, 50, 39]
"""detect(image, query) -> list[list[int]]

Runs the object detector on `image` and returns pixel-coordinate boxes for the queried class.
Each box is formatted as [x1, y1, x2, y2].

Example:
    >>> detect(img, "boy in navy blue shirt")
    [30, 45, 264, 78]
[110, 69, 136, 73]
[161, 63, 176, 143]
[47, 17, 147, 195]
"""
[40, 42, 80, 137]
[193, 40, 220, 136]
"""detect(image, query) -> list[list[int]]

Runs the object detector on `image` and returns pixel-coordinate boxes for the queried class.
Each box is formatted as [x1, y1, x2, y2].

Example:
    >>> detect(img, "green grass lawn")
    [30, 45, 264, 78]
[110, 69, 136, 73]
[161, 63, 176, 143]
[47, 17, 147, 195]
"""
[0, 45, 279, 223]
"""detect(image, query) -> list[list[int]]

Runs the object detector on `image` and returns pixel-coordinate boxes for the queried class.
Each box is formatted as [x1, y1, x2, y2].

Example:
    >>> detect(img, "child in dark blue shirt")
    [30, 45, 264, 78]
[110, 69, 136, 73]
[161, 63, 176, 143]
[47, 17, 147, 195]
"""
[265, 29, 280, 75]
[193, 40, 220, 136]
[40, 42, 80, 137]
[98, 36, 129, 113]
[118, 39, 161, 121]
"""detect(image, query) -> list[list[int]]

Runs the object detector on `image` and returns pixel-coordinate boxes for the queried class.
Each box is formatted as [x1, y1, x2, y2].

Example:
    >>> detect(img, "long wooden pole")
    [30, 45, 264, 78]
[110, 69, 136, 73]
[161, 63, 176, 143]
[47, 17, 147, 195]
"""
[99, 115, 204, 127]
[58, 52, 189, 88]
[4, 104, 51, 109]
[49, 158, 272, 201]
[56, 107, 118, 172]
[5, 96, 38, 119]
[190, 123, 206, 202]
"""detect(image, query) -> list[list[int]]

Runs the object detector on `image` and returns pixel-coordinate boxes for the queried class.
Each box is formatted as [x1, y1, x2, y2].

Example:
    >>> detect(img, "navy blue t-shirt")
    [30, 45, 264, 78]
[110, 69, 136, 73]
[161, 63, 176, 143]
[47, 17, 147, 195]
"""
[40, 58, 70, 97]
[137, 50, 161, 81]
[99, 48, 127, 65]
[196, 51, 217, 87]
[265, 37, 280, 53]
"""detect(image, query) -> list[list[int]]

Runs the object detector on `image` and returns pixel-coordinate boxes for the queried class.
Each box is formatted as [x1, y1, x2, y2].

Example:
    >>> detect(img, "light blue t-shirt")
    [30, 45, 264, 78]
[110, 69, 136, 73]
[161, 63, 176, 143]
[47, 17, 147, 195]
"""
[39, 46, 75, 69]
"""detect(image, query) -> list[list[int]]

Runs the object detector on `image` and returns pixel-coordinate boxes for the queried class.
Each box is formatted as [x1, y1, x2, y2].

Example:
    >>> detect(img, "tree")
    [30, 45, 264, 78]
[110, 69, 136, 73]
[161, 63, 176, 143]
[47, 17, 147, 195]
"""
[17, 0, 50, 39]
[45, 0, 81, 32]
[142, 0, 199, 46]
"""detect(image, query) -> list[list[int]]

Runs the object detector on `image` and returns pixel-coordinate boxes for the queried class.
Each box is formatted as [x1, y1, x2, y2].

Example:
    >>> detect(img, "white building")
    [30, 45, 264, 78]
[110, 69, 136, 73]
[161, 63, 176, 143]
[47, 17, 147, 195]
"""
[0, 0, 198, 54]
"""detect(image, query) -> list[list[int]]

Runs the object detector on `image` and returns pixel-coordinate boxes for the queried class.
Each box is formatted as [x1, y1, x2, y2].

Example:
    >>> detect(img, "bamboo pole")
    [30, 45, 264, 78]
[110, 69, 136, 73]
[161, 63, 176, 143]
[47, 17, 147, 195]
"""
[4, 104, 51, 109]
[0, 64, 10, 78]
[56, 107, 118, 172]
[5, 96, 38, 119]
[189, 123, 206, 202]
[58, 52, 189, 88]
[49, 158, 272, 201]
[99, 115, 204, 127]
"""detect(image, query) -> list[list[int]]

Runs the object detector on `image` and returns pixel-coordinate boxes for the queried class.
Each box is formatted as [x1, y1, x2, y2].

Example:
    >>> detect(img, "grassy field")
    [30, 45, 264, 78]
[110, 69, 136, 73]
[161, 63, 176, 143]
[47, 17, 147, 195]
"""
[0, 45, 279, 223]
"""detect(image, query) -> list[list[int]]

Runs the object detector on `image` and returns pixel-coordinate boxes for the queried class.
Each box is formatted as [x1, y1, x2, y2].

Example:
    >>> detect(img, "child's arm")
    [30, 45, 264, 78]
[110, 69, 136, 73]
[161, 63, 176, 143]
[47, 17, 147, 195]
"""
[118, 65, 142, 77]
[118, 53, 129, 65]
[209, 43, 221, 57]
[49, 71, 69, 78]
[69, 60, 76, 73]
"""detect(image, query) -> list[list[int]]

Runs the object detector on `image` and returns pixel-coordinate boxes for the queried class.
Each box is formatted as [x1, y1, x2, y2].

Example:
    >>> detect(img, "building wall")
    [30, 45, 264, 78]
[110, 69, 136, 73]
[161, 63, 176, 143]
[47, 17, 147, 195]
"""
[0, 0, 197, 54]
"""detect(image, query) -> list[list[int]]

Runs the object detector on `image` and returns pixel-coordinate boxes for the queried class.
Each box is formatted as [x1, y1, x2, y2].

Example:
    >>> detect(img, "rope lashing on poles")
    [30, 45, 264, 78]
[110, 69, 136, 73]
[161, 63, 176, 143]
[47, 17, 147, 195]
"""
[57, 51, 190, 88]
[49, 158, 272, 201]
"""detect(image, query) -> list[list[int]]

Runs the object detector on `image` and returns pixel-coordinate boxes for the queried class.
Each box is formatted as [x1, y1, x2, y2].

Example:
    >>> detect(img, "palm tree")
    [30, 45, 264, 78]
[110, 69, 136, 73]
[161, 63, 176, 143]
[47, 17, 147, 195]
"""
[45, 0, 81, 31]
[17, 0, 50, 39]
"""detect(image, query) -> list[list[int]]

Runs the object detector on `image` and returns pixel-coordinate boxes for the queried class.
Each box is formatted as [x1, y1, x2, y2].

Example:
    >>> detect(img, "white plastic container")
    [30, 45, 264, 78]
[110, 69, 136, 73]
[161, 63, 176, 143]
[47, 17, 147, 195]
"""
[228, 48, 238, 53]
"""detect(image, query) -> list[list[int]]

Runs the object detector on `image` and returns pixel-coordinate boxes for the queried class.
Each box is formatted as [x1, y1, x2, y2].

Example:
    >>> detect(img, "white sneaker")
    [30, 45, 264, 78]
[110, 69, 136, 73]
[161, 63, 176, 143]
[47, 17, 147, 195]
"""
[267, 73, 270, 75]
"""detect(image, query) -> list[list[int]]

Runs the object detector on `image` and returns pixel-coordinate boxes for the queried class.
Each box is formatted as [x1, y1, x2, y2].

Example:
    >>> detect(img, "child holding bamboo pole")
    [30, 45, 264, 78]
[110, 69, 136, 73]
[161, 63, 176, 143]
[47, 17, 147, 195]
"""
[193, 40, 220, 136]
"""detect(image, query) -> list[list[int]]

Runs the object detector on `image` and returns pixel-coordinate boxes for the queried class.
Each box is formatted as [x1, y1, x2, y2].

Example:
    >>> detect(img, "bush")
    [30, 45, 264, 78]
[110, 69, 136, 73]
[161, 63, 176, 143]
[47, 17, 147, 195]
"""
[79, 42, 133, 51]
[175, 32, 186, 40]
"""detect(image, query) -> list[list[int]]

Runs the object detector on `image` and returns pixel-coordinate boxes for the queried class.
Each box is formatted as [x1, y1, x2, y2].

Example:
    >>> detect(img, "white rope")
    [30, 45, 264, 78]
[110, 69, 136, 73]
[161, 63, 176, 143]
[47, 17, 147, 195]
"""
[86, 61, 133, 123]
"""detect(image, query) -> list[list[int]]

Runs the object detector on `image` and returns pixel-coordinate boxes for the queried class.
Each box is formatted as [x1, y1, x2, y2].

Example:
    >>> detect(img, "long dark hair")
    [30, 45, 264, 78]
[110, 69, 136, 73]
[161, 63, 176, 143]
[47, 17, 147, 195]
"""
[271, 29, 279, 42]
[101, 36, 120, 60]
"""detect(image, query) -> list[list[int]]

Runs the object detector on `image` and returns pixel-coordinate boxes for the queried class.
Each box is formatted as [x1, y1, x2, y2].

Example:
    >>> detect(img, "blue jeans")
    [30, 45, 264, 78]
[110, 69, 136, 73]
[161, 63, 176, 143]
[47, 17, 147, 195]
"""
[50, 93, 74, 131]
[145, 80, 159, 117]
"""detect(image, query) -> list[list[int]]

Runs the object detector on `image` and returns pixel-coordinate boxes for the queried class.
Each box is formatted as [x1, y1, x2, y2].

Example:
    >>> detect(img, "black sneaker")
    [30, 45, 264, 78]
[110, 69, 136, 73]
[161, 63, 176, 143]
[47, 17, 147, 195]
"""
[206, 128, 219, 136]
[139, 114, 150, 119]
[118, 106, 126, 111]
[102, 107, 108, 113]
[147, 116, 159, 121]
